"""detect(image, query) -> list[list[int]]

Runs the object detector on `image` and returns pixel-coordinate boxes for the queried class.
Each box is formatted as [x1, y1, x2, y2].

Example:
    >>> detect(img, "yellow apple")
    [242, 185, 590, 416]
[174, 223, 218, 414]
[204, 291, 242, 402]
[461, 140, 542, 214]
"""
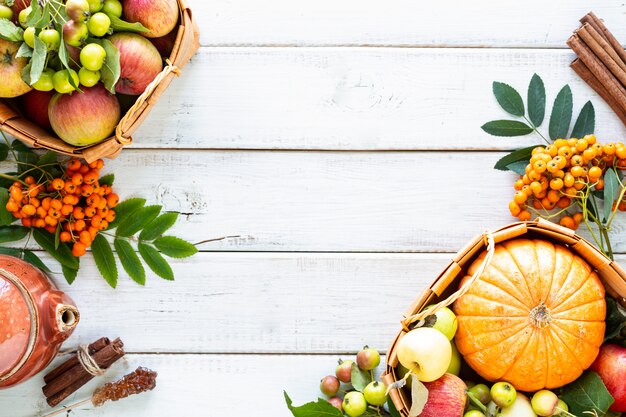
[396, 327, 451, 382]
[487, 393, 537, 417]
[0, 38, 32, 98]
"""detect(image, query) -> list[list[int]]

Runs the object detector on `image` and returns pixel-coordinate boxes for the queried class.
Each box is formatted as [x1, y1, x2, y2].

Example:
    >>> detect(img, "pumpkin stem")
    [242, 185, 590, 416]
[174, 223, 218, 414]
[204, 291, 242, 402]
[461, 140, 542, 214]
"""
[529, 302, 552, 328]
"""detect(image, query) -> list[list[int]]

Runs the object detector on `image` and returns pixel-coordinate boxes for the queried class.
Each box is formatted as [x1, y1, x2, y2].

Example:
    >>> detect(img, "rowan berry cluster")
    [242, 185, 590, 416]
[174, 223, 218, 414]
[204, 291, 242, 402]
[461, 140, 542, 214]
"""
[5, 158, 119, 257]
[509, 134, 626, 230]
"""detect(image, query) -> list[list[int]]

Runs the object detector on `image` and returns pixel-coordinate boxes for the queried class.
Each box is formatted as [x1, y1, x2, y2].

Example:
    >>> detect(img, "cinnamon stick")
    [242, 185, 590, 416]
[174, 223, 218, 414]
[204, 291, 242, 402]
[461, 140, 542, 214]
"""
[580, 12, 626, 66]
[567, 34, 626, 111]
[44, 339, 125, 407]
[571, 58, 626, 126]
[43, 337, 110, 384]
[576, 24, 626, 86]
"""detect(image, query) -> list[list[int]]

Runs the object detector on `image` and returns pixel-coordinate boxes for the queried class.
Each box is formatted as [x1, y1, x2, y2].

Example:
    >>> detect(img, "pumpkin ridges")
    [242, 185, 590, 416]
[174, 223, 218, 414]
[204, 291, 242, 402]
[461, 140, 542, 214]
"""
[550, 322, 602, 369]
[453, 293, 528, 318]
[551, 273, 604, 314]
[544, 245, 575, 308]
[500, 242, 539, 306]
[477, 266, 535, 309]
[464, 277, 532, 312]
[552, 319, 605, 348]
[535, 240, 557, 303]
[545, 328, 583, 388]
[552, 298, 606, 321]
[486, 257, 535, 309]
[502, 240, 544, 305]
[455, 319, 528, 355]
[543, 328, 550, 389]
[500, 327, 546, 392]
[482, 247, 535, 306]
[548, 256, 593, 309]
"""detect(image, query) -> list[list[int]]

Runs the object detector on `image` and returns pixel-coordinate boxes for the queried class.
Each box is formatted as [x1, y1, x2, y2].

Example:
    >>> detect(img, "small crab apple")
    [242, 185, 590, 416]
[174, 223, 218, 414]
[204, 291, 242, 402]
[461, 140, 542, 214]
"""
[464, 411, 486, 417]
[319, 375, 339, 397]
[335, 359, 353, 383]
[363, 381, 387, 406]
[468, 383, 491, 405]
[491, 382, 517, 408]
[531, 390, 558, 416]
[424, 305, 458, 340]
[342, 391, 367, 417]
[356, 346, 381, 371]
[327, 397, 342, 411]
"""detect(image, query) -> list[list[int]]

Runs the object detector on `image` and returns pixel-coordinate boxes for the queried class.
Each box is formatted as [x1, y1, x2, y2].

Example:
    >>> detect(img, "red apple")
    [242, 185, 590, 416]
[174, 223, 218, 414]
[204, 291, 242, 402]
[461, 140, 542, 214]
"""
[121, 0, 178, 38]
[10, 0, 30, 23]
[590, 344, 626, 412]
[420, 373, 467, 417]
[21, 90, 54, 130]
[150, 28, 177, 57]
[49, 84, 121, 146]
[108, 32, 163, 95]
[0, 39, 32, 98]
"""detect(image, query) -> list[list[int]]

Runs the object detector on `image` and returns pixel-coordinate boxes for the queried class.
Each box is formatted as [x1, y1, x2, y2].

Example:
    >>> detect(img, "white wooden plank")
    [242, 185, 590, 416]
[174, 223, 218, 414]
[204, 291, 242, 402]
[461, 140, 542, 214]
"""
[0, 354, 354, 417]
[193, 0, 626, 47]
[43, 252, 446, 353]
[131, 47, 626, 150]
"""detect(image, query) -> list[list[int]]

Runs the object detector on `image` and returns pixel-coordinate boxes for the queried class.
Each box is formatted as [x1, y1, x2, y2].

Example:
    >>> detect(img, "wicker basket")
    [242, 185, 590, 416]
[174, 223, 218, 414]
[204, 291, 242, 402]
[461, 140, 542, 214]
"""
[0, 0, 200, 163]
[381, 219, 626, 417]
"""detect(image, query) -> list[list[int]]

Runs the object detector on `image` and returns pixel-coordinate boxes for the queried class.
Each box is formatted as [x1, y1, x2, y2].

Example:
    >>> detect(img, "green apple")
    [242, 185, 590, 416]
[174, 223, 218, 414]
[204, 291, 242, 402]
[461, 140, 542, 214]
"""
[363, 381, 387, 406]
[550, 399, 568, 416]
[424, 305, 458, 340]
[447, 340, 461, 376]
[396, 327, 451, 382]
[487, 393, 537, 417]
[23, 26, 36, 48]
[491, 382, 517, 408]
[531, 390, 558, 416]
[32, 68, 55, 91]
[343, 391, 367, 417]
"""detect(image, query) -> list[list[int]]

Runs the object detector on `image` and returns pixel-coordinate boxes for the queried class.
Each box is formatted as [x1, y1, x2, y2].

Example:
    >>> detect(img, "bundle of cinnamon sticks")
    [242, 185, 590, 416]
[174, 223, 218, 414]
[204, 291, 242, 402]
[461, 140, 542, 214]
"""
[568, 12, 626, 126]
[42, 337, 125, 407]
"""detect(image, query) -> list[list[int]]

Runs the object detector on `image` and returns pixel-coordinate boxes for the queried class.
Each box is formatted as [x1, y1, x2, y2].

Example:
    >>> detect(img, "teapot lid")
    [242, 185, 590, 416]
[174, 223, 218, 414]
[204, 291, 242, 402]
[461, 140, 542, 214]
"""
[0, 270, 35, 380]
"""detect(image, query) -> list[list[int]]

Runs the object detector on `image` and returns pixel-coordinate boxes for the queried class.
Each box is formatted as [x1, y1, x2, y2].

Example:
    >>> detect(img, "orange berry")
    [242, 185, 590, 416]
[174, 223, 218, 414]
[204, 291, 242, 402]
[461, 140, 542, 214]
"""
[567, 138, 577, 147]
[589, 166, 602, 179]
[84, 206, 97, 218]
[45, 225, 57, 234]
[518, 210, 531, 221]
[97, 198, 107, 210]
[105, 211, 116, 223]
[604, 143, 616, 155]
[33, 218, 45, 228]
[514, 179, 524, 191]
[564, 186, 578, 197]
[559, 216, 576, 230]
[88, 160, 99, 169]
[513, 191, 527, 205]
[60, 231, 72, 242]
[549, 178, 564, 191]
[81, 184, 93, 197]
[52, 178, 65, 190]
[547, 190, 560, 204]
[583, 148, 597, 161]
[595, 178, 605, 190]
[558, 147, 572, 159]
[106, 193, 119, 208]
[98, 206, 109, 217]
[71, 242, 87, 257]
[592, 143, 603, 156]
[78, 164, 89, 174]
[530, 181, 542, 196]
[91, 215, 103, 228]
[21, 204, 36, 216]
[86, 194, 100, 206]
[72, 206, 85, 220]
[67, 159, 81, 171]
[83, 171, 98, 185]
[541, 197, 556, 210]
[44, 216, 57, 226]
[617, 146, 626, 159]
[36, 207, 47, 218]
[576, 139, 588, 152]
[570, 166, 584, 177]
[553, 156, 567, 170]
[509, 202, 521, 216]
[24, 176, 35, 185]
[545, 145, 558, 157]
[50, 199, 62, 210]
[79, 230, 91, 246]
[64, 182, 77, 194]
[584, 134, 597, 145]
[71, 173, 84, 186]
[5, 199, 18, 212]
[573, 212, 584, 224]
[533, 160, 547, 173]
[574, 180, 586, 191]
[88, 226, 98, 239]
[96, 159, 104, 169]
[570, 155, 584, 167]
[10, 187, 23, 202]
[75, 219, 86, 232]
[528, 170, 541, 181]
[98, 220, 109, 230]
[564, 173, 575, 187]
[61, 204, 74, 216]
[21, 217, 32, 227]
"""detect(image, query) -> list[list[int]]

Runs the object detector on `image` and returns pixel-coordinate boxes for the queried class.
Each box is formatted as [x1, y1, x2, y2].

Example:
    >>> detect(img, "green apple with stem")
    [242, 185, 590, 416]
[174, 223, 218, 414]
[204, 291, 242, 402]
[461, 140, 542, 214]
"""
[396, 327, 451, 382]
[424, 304, 458, 340]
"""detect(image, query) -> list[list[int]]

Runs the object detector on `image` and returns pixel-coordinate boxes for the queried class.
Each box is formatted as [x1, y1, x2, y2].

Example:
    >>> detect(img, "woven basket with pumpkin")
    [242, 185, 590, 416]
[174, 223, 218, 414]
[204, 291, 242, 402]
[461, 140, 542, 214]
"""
[382, 219, 626, 416]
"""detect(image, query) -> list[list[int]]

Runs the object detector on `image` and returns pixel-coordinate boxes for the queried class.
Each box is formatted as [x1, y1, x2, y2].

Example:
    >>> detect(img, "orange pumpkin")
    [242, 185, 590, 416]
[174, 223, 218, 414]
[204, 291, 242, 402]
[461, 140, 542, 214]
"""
[452, 239, 606, 392]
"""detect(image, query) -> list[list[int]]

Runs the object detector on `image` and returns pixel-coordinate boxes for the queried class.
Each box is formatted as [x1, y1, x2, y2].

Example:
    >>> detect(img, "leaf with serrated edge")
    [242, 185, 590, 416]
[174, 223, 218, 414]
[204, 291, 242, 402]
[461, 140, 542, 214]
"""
[23, 250, 51, 273]
[16, 42, 32, 58]
[0, 188, 13, 226]
[114, 239, 145, 285]
[91, 234, 118, 288]
[506, 161, 529, 176]
[284, 392, 343, 417]
[493, 146, 536, 171]
[0, 225, 29, 243]
[409, 375, 428, 417]
[30, 36, 47, 85]
[492, 81, 525, 117]
[33, 229, 79, 270]
[139, 212, 178, 241]
[560, 372, 614, 417]
[0, 18, 24, 42]
[108, 15, 149, 33]
[571, 101, 595, 139]
[527, 74, 546, 126]
[138, 243, 174, 280]
[99, 173, 114, 186]
[549, 85, 573, 140]
[350, 362, 372, 392]
[0, 247, 22, 257]
[91, 38, 120, 93]
[154, 236, 197, 258]
[482, 120, 533, 137]
[107, 198, 146, 229]
[62, 264, 78, 284]
[604, 168, 619, 222]
[116, 205, 161, 237]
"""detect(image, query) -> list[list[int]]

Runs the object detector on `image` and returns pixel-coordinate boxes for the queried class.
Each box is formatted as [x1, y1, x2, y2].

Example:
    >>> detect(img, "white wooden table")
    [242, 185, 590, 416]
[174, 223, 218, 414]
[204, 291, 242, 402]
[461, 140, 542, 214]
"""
[4, 1, 626, 416]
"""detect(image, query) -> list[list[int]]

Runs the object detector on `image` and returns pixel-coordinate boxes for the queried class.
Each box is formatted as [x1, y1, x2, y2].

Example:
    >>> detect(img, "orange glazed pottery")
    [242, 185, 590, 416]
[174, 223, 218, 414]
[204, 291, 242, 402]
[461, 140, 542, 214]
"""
[0, 255, 79, 389]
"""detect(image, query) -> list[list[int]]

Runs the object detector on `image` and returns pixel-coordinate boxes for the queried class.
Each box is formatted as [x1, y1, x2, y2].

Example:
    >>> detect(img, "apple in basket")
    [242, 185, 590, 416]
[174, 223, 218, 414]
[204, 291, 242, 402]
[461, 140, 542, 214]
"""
[121, 0, 179, 38]
[108, 32, 163, 95]
[49, 84, 121, 146]
[0, 39, 32, 98]
[9, 0, 30, 23]
[21, 90, 55, 131]
[396, 327, 452, 382]
[419, 374, 467, 417]
[590, 344, 626, 412]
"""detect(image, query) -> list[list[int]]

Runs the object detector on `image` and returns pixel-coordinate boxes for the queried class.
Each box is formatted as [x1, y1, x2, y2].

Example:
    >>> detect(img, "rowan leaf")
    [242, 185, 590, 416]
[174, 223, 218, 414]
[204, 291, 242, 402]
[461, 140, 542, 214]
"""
[493, 81, 525, 117]
[115, 205, 161, 237]
[114, 239, 145, 285]
[154, 236, 197, 258]
[549, 85, 573, 140]
[92, 234, 118, 288]
[138, 243, 174, 281]
[571, 101, 595, 139]
[482, 120, 533, 137]
[33, 228, 79, 270]
[139, 212, 178, 241]
[527, 73, 546, 126]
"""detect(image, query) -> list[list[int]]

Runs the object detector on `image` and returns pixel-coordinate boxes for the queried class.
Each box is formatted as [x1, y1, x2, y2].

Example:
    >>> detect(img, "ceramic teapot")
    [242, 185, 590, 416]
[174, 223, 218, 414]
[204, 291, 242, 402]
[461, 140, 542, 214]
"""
[0, 255, 79, 389]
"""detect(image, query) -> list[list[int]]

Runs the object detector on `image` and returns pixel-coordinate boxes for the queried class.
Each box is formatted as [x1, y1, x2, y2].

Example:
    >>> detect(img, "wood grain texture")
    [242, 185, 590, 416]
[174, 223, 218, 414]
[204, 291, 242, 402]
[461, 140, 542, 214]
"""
[193, 0, 626, 47]
[131, 47, 626, 150]
[0, 354, 356, 417]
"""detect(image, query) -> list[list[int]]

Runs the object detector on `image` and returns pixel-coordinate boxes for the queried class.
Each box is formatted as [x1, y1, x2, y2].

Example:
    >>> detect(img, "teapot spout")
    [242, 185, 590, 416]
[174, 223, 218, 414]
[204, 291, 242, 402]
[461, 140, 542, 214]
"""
[54, 304, 80, 342]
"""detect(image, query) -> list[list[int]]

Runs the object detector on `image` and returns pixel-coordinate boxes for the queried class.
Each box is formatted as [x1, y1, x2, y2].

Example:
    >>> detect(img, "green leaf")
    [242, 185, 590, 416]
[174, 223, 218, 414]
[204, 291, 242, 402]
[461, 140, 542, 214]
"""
[493, 146, 536, 171]
[387, 398, 401, 417]
[11, 140, 34, 153]
[91, 38, 120, 94]
[154, 236, 197, 258]
[0, 18, 24, 42]
[506, 161, 528, 176]
[549, 85, 573, 140]
[350, 362, 372, 392]
[57, 41, 80, 90]
[571, 101, 595, 139]
[115, 205, 161, 237]
[0, 225, 28, 243]
[36, 151, 58, 167]
[29, 35, 47, 85]
[16, 42, 32, 58]
[482, 120, 533, 137]
[138, 243, 174, 281]
[139, 212, 178, 241]
[54, 223, 60, 250]
[527, 73, 546, 127]
[98, 173, 115, 186]
[0, 188, 14, 226]
[91, 234, 118, 288]
[114, 239, 146, 285]
[603, 168, 619, 222]
[24, 0, 43, 28]
[108, 14, 149, 33]
[0, 247, 22, 257]
[107, 198, 146, 230]
[62, 264, 78, 284]
[604, 297, 626, 342]
[23, 250, 52, 273]
[284, 392, 343, 417]
[0, 143, 9, 161]
[560, 372, 614, 417]
[33, 229, 79, 270]
[492, 81, 525, 117]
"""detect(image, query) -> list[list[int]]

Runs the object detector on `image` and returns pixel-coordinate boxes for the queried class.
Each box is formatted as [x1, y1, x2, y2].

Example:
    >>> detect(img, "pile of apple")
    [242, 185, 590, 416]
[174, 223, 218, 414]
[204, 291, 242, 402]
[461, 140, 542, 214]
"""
[395, 305, 626, 417]
[0, 0, 179, 146]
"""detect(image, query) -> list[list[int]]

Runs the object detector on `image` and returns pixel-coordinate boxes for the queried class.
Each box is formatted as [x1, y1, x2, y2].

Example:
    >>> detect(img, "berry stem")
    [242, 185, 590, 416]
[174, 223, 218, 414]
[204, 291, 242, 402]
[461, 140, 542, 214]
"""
[522, 115, 550, 145]
[0, 173, 27, 186]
